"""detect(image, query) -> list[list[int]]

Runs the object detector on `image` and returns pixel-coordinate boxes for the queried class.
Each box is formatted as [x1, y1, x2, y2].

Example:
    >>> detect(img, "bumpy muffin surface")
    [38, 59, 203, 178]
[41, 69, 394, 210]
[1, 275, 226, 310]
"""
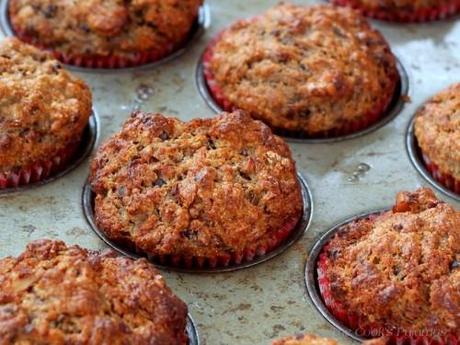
[205, 3, 398, 135]
[0, 240, 188, 344]
[272, 334, 339, 345]
[415, 83, 460, 180]
[9, 0, 203, 59]
[322, 188, 460, 335]
[90, 111, 302, 259]
[0, 38, 92, 173]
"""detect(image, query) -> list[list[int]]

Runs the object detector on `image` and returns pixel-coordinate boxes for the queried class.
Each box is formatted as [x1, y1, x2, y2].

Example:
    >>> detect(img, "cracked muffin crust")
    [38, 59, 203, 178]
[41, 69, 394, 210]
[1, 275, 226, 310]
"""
[271, 334, 386, 345]
[415, 83, 460, 194]
[331, 0, 460, 22]
[9, 0, 203, 68]
[318, 188, 460, 340]
[0, 38, 92, 188]
[89, 111, 302, 267]
[0, 239, 188, 345]
[203, 3, 399, 137]
[272, 334, 339, 345]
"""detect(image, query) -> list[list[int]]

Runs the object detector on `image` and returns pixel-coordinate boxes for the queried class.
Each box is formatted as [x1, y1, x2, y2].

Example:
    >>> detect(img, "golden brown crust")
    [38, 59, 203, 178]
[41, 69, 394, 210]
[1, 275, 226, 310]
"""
[0, 240, 188, 345]
[89, 111, 302, 259]
[0, 38, 92, 173]
[323, 188, 460, 334]
[414, 83, 460, 180]
[9, 0, 203, 59]
[272, 334, 339, 345]
[205, 3, 398, 135]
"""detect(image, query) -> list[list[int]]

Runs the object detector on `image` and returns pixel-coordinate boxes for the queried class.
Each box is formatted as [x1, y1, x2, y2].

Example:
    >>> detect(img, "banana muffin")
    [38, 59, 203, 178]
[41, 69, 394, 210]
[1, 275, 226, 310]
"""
[331, 0, 460, 22]
[89, 111, 303, 268]
[271, 334, 388, 345]
[414, 83, 460, 195]
[203, 3, 399, 138]
[318, 188, 460, 342]
[272, 334, 339, 345]
[0, 38, 92, 189]
[9, 0, 203, 68]
[0, 239, 188, 344]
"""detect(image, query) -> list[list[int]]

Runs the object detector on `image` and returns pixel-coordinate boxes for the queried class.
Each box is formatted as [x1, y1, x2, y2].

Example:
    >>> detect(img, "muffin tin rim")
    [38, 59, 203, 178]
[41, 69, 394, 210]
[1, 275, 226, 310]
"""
[0, 110, 100, 196]
[187, 314, 201, 345]
[304, 208, 389, 342]
[195, 52, 409, 143]
[82, 172, 314, 273]
[405, 114, 460, 201]
[0, 0, 211, 73]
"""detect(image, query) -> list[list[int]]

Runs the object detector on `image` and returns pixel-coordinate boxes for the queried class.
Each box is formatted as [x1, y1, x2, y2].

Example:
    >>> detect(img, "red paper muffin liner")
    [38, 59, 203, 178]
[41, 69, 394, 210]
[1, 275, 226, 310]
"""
[132, 214, 301, 269]
[11, 24, 192, 68]
[202, 28, 397, 139]
[422, 154, 460, 195]
[330, 0, 460, 23]
[0, 142, 79, 189]
[317, 242, 458, 344]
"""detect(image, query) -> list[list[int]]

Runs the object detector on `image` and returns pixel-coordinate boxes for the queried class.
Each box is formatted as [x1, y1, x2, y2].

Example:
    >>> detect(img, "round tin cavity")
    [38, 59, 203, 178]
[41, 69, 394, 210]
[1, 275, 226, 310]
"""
[82, 173, 313, 273]
[0, 110, 99, 195]
[0, 0, 211, 72]
[406, 115, 459, 201]
[305, 210, 387, 342]
[196, 55, 409, 143]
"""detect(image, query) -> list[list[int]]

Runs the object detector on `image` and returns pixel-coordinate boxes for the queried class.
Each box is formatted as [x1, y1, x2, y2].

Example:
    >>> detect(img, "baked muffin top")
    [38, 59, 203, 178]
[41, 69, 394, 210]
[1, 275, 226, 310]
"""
[415, 83, 460, 180]
[322, 188, 460, 335]
[89, 111, 302, 258]
[0, 240, 188, 344]
[340, 0, 455, 10]
[0, 38, 92, 173]
[9, 0, 203, 58]
[205, 3, 398, 135]
[272, 334, 339, 345]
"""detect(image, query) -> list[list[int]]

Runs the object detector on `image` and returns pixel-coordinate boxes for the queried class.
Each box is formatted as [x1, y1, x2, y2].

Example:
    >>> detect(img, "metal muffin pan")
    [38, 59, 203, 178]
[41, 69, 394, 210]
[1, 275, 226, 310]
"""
[406, 114, 460, 201]
[0, 111, 99, 196]
[82, 173, 313, 273]
[305, 209, 387, 342]
[0, 0, 211, 73]
[1, 0, 460, 344]
[196, 55, 409, 143]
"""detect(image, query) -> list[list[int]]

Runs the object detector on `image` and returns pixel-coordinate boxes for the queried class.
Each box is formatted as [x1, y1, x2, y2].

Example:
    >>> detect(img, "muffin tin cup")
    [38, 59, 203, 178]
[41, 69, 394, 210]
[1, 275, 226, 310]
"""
[196, 48, 409, 143]
[82, 173, 313, 273]
[187, 314, 200, 345]
[305, 210, 385, 342]
[305, 210, 459, 344]
[0, 0, 211, 72]
[406, 115, 460, 201]
[328, 0, 460, 23]
[0, 142, 78, 190]
[0, 111, 99, 195]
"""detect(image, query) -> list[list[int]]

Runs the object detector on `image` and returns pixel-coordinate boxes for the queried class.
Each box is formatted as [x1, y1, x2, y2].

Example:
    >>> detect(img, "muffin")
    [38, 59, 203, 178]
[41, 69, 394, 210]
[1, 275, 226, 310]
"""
[272, 334, 339, 345]
[0, 239, 188, 344]
[271, 333, 388, 345]
[414, 84, 460, 195]
[202, 3, 399, 138]
[9, 0, 203, 68]
[330, 0, 460, 22]
[89, 111, 303, 268]
[0, 38, 92, 189]
[317, 188, 460, 342]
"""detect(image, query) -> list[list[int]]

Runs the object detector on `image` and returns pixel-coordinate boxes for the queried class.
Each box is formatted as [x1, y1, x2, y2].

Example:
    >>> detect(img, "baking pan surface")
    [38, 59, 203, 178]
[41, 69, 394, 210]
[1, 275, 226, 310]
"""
[0, 0, 459, 344]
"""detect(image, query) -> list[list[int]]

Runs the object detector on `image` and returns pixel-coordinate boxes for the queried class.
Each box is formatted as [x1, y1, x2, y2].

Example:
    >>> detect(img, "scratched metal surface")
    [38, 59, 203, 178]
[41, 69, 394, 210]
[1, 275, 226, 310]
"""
[1, 1, 460, 344]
